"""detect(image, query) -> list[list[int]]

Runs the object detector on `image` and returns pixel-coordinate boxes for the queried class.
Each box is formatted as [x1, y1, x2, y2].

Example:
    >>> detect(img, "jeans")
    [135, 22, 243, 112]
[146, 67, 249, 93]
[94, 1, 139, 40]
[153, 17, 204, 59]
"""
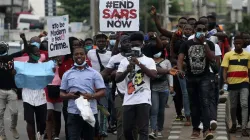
[67, 113, 98, 140]
[123, 104, 150, 140]
[115, 95, 125, 140]
[150, 91, 168, 131]
[173, 76, 183, 116]
[187, 75, 215, 132]
[0, 89, 18, 136]
[62, 100, 69, 140]
[177, 75, 191, 117]
[229, 88, 249, 129]
[99, 83, 110, 134]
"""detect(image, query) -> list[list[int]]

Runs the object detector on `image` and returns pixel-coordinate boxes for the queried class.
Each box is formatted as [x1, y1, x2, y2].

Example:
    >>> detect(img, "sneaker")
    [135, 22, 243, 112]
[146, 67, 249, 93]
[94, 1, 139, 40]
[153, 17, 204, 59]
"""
[10, 128, 19, 139]
[0, 136, 6, 140]
[175, 115, 185, 121]
[242, 129, 249, 137]
[54, 137, 60, 140]
[210, 120, 217, 131]
[229, 124, 237, 133]
[184, 116, 191, 126]
[100, 132, 108, 137]
[37, 132, 44, 140]
[149, 132, 157, 139]
[237, 124, 242, 129]
[199, 123, 203, 130]
[190, 130, 200, 139]
[157, 131, 163, 138]
[203, 130, 214, 140]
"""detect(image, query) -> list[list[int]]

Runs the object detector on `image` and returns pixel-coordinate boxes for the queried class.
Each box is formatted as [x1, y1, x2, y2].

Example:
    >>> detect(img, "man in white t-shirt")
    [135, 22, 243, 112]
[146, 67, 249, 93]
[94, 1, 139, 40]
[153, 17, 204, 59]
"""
[87, 33, 112, 136]
[102, 35, 132, 140]
[116, 32, 157, 140]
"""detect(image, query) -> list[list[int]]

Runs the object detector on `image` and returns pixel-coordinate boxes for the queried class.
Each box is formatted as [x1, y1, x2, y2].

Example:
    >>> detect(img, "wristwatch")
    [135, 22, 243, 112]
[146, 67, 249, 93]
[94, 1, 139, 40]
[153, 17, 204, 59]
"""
[91, 94, 95, 99]
[203, 42, 207, 45]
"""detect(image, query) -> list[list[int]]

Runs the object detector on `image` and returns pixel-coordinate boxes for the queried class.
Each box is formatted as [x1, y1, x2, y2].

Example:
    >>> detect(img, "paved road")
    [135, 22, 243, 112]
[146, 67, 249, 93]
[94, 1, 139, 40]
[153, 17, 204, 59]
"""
[4, 101, 175, 140]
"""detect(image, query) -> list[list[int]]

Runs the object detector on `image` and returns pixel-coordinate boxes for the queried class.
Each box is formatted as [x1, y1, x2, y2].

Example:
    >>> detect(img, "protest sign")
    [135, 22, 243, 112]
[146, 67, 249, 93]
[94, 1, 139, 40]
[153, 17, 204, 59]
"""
[47, 15, 70, 57]
[99, 0, 139, 31]
[14, 60, 55, 89]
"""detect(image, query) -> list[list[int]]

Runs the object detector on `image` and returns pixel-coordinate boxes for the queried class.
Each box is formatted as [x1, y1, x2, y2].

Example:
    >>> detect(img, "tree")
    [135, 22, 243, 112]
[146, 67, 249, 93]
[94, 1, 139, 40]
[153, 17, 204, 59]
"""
[225, 14, 250, 34]
[58, 0, 90, 23]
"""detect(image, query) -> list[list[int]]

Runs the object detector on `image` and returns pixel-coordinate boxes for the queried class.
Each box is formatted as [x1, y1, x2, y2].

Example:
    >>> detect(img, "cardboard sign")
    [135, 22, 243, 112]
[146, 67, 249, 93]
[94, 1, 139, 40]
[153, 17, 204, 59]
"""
[14, 60, 55, 89]
[47, 15, 70, 57]
[99, 0, 139, 31]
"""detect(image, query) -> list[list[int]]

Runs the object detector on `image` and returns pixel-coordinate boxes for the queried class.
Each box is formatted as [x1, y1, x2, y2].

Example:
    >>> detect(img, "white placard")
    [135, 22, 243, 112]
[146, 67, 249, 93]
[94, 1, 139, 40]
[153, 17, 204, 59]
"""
[99, 0, 139, 31]
[47, 15, 70, 57]
[232, 0, 243, 10]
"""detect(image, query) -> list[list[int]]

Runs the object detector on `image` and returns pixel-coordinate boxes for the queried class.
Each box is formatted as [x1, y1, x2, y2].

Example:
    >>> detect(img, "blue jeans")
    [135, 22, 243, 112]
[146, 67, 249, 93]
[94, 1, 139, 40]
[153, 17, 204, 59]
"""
[177, 75, 191, 117]
[187, 75, 216, 132]
[150, 91, 168, 131]
[99, 83, 110, 134]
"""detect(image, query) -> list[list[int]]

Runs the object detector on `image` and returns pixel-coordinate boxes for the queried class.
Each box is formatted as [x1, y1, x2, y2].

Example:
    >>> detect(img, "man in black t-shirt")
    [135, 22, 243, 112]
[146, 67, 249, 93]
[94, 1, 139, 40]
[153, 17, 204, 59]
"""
[177, 21, 216, 140]
[0, 41, 26, 139]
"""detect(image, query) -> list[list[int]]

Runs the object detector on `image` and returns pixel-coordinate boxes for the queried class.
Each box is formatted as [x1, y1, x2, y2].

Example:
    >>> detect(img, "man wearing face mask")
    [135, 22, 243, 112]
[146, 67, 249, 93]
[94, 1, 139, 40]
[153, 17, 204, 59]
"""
[102, 35, 132, 140]
[173, 24, 193, 126]
[108, 33, 117, 51]
[116, 32, 157, 140]
[84, 38, 94, 53]
[16, 44, 55, 140]
[178, 21, 216, 140]
[0, 42, 27, 140]
[60, 47, 106, 140]
[87, 33, 112, 137]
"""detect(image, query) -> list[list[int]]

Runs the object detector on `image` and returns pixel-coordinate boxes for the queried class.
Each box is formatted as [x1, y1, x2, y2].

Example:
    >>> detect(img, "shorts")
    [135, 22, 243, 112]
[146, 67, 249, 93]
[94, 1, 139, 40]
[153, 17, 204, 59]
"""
[23, 102, 47, 124]
[47, 102, 63, 112]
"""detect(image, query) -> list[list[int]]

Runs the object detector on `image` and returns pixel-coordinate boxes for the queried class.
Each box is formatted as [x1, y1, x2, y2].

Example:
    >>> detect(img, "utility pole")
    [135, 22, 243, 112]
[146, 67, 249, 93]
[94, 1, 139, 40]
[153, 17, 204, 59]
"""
[202, 0, 207, 16]
[11, 0, 14, 29]
[248, 0, 250, 14]
[164, 0, 170, 29]
[197, 0, 201, 18]
[144, 0, 148, 33]
[90, 0, 95, 37]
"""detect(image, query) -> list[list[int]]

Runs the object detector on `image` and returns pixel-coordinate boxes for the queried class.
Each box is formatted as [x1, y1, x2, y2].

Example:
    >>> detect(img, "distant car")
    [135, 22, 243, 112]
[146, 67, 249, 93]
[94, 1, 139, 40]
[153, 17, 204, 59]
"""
[17, 14, 44, 30]
[7, 42, 22, 54]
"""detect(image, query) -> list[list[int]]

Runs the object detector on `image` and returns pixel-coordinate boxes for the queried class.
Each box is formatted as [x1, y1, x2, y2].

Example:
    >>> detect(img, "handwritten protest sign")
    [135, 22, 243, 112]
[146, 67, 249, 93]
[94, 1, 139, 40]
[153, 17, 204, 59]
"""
[99, 0, 139, 31]
[47, 15, 70, 57]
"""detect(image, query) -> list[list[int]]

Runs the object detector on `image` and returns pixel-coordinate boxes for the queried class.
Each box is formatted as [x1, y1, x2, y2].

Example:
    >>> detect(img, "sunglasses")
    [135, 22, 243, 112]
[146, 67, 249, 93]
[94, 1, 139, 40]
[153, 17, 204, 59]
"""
[196, 28, 207, 32]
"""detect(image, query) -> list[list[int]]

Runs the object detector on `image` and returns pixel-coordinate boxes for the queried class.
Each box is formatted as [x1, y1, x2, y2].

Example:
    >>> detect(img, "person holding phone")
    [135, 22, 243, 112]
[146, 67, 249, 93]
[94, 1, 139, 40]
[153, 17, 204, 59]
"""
[177, 21, 216, 140]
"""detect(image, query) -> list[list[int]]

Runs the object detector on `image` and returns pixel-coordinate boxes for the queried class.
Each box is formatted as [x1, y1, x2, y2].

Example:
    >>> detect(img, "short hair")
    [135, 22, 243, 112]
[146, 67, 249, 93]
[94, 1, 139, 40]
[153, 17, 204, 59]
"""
[130, 32, 144, 42]
[194, 21, 205, 28]
[84, 38, 93, 42]
[207, 15, 216, 20]
[40, 40, 48, 51]
[199, 16, 207, 20]
[73, 46, 85, 54]
[183, 24, 193, 29]
[96, 34, 108, 40]
[27, 44, 37, 55]
[188, 18, 197, 22]
[234, 34, 243, 40]
[178, 17, 187, 21]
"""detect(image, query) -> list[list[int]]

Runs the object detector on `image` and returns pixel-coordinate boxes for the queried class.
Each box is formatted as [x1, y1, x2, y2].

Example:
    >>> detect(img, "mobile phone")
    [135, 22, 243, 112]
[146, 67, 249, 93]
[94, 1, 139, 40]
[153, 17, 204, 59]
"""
[74, 91, 81, 96]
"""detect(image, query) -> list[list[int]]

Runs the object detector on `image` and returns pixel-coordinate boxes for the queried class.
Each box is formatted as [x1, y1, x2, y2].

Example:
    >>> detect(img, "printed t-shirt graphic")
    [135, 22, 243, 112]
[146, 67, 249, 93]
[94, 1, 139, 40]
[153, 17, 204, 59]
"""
[188, 45, 206, 74]
[127, 70, 145, 95]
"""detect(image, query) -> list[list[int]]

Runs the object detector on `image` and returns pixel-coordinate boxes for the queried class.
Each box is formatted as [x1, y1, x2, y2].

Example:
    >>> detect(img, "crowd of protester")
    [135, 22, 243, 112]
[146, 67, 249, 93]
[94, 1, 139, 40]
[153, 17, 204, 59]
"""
[1, 5, 250, 140]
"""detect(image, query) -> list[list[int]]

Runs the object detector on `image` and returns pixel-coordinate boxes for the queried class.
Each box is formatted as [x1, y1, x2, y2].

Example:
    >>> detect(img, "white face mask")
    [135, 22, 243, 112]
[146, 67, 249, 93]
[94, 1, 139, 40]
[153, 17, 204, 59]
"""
[131, 47, 142, 57]
[74, 61, 86, 67]
[153, 52, 162, 58]
[109, 40, 116, 46]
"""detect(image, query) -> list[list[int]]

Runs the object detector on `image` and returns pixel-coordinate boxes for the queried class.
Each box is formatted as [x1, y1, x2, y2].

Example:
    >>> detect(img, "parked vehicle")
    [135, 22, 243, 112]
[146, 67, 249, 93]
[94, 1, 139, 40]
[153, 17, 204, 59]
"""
[17, 14, 44, 30]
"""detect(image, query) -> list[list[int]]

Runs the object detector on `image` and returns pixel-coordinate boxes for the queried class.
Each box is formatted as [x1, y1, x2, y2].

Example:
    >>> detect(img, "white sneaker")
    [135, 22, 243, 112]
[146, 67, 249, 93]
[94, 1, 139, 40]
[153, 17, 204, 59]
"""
[37, 132, 44, 140]
[210, 120, 217, 130]
[149, 132, 157, 139]
[158, 131, 163, 138]
[199, 122, 203, 130]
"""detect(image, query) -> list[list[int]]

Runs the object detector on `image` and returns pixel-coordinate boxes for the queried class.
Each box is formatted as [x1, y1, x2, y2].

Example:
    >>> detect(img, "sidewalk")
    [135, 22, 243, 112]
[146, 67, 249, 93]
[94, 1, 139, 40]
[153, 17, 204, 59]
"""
[167, 93, 229, 140]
